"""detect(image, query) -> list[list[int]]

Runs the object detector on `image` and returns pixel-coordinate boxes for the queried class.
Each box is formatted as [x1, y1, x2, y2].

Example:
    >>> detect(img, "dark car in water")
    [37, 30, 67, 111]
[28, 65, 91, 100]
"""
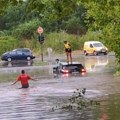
[1, 48, 35, 62]
[53, 61, 86, 76]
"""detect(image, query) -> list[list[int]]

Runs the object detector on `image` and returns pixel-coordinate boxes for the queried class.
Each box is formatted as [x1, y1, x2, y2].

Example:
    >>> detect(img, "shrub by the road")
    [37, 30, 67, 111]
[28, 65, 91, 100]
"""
[0, 36, 18, 55]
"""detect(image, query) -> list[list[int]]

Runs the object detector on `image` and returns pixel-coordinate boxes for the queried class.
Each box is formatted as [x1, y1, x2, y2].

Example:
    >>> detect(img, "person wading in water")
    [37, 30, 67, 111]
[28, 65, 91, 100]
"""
[12, 70, 36, 88]
[64, 41, 72, 64]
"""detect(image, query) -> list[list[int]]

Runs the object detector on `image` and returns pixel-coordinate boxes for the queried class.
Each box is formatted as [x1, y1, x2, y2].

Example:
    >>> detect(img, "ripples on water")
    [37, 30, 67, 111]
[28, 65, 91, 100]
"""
[0, 55, 120, 120]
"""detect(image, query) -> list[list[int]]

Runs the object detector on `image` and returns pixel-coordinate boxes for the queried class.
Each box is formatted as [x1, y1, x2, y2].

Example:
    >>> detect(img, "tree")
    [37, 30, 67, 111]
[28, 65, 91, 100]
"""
[79, 0, 120, 63]
[0, 0, 23, 15]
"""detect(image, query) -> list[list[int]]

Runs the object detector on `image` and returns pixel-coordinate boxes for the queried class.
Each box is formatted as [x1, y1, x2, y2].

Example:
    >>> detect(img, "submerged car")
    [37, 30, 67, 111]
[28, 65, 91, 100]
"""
[53, 61, 86, 76]
[1, 48, 35, 62]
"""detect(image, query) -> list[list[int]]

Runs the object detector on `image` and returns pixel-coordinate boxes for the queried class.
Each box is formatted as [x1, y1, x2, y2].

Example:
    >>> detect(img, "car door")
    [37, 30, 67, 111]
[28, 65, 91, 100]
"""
[22, 49, 32, 59]
[16, 51, 24, 60]
[9, 51, 17, 60]
[88, 44, 94, 54]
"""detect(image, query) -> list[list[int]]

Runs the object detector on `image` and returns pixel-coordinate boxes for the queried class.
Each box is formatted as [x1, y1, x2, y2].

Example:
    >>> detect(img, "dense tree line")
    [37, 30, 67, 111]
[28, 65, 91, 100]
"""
[0, 0, 86, 36]
[0, 0, 120, 65]
[81, 0, 120, 64]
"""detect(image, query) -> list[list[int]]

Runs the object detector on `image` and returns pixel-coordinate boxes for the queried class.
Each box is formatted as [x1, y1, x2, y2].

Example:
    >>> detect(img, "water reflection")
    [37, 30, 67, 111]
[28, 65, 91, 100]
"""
[0, 54, 119, 120]
[2, 60, 33, 67]
[85, 56, 109, 72]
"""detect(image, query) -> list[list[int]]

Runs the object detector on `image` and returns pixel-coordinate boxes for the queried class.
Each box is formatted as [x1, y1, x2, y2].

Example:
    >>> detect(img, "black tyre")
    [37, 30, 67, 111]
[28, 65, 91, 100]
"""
[27, 56, 31, 61]
[84, 51, 88, 56]
[104, 52, 107, 55]
[93, 51, 98, 56]
[7, 57, 12, 62]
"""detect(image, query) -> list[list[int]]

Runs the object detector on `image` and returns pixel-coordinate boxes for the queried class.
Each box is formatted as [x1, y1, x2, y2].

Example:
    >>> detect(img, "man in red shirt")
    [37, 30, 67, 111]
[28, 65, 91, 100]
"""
[12, 70, 36, 88]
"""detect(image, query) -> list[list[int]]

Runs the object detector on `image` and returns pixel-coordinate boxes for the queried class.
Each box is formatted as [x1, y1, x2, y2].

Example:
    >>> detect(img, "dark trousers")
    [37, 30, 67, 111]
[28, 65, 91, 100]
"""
[22, 84, 29, 88]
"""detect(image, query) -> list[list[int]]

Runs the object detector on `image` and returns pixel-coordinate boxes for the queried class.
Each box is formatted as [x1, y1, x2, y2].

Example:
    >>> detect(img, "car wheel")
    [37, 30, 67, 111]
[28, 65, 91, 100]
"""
[7, 57, 12, 62]
[84, 51, 88, 56]
[93, 51, 98, 56]
[104, 52, 107, 55]
[27, 56, 31, 61]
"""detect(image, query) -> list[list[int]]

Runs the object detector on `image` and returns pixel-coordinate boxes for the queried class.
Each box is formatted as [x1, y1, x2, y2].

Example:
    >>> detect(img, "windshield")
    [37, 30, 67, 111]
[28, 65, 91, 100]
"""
[63, 64, 83, 69]
[93, 43, 103, 47]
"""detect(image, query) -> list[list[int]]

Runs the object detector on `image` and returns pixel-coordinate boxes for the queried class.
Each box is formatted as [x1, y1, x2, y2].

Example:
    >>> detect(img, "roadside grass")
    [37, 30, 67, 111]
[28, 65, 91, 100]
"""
[33, 60, 48, 66]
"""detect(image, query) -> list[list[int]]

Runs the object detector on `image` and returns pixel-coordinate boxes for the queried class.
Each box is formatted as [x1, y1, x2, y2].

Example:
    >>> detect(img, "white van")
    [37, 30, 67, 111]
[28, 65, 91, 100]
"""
[83, 41, 108, 56]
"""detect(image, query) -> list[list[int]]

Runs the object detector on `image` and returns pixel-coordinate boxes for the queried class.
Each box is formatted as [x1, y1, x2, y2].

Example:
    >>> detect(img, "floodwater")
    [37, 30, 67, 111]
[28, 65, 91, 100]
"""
[0, 54, 120, 120]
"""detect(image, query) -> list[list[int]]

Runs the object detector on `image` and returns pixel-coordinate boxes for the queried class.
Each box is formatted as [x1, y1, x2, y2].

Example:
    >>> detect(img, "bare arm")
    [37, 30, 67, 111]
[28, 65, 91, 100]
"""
[11, 80, 18, 85]
[31, 78, 37, 81]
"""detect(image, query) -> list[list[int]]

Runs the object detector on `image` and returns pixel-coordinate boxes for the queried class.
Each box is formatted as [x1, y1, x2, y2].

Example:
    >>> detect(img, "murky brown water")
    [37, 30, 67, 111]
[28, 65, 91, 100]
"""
[0, 54, 120, 120]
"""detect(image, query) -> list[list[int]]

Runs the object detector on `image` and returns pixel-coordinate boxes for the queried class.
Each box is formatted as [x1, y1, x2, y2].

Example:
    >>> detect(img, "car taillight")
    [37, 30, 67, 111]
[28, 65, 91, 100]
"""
[81, 68, 86, 76]
[81, 72, 86, 76]
[81, 68, 86, 72]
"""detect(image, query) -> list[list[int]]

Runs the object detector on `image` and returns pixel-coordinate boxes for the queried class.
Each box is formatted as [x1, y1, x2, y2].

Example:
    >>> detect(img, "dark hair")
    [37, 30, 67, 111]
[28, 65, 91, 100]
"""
[64, 41, 67, 44]
[21, 70, 25, 74]
[56, 59, 59, 62]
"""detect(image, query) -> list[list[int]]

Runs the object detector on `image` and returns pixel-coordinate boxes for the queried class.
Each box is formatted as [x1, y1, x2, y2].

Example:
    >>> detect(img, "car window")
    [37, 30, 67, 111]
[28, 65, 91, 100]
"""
[16, 51, 23, 55]
[93, 43, 103, 47]
[90, 44, 93, 48]
[64, 64, 83, 69]
[14, 48, 31, 53]
[22, 49, 31, 53]
[10, 51, 16, 55]
[13, 49, 23, 52]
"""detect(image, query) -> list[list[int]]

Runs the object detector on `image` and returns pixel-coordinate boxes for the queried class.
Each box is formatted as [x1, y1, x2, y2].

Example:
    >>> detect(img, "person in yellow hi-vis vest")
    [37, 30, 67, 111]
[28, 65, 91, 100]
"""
[64, 41, 72, 64]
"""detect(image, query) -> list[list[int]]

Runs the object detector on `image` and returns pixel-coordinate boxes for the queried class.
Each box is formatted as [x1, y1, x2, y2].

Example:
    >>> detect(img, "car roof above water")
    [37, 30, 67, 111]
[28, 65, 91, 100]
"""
[84, 41, 102, 44]
[60, 62, 82, 66]
[13, 48, 31, 52]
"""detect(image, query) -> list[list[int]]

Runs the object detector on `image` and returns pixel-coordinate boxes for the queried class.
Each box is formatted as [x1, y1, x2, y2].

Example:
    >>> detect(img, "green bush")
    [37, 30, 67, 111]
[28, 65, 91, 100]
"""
[44, 31, 103, 53]
[0, 36, 18, 55]
[0, 31, 5, 36]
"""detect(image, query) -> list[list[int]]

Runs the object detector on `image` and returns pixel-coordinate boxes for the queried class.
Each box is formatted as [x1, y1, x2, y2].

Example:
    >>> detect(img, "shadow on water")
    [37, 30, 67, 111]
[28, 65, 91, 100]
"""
[0, 54, 120, 120]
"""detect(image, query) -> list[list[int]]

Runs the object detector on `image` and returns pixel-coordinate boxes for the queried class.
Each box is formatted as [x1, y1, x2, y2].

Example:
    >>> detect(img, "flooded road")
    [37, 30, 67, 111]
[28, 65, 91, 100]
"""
[0, 54, 120, 120]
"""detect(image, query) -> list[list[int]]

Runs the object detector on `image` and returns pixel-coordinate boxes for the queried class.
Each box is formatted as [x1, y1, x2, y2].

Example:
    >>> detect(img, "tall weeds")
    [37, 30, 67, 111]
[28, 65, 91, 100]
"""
[0, 31, 102, 55]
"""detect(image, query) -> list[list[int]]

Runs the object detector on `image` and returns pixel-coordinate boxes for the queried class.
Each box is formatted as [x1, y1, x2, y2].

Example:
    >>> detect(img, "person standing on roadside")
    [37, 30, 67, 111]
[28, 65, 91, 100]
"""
[12, 70, 36, 88]
[64, 41, 72, 64]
